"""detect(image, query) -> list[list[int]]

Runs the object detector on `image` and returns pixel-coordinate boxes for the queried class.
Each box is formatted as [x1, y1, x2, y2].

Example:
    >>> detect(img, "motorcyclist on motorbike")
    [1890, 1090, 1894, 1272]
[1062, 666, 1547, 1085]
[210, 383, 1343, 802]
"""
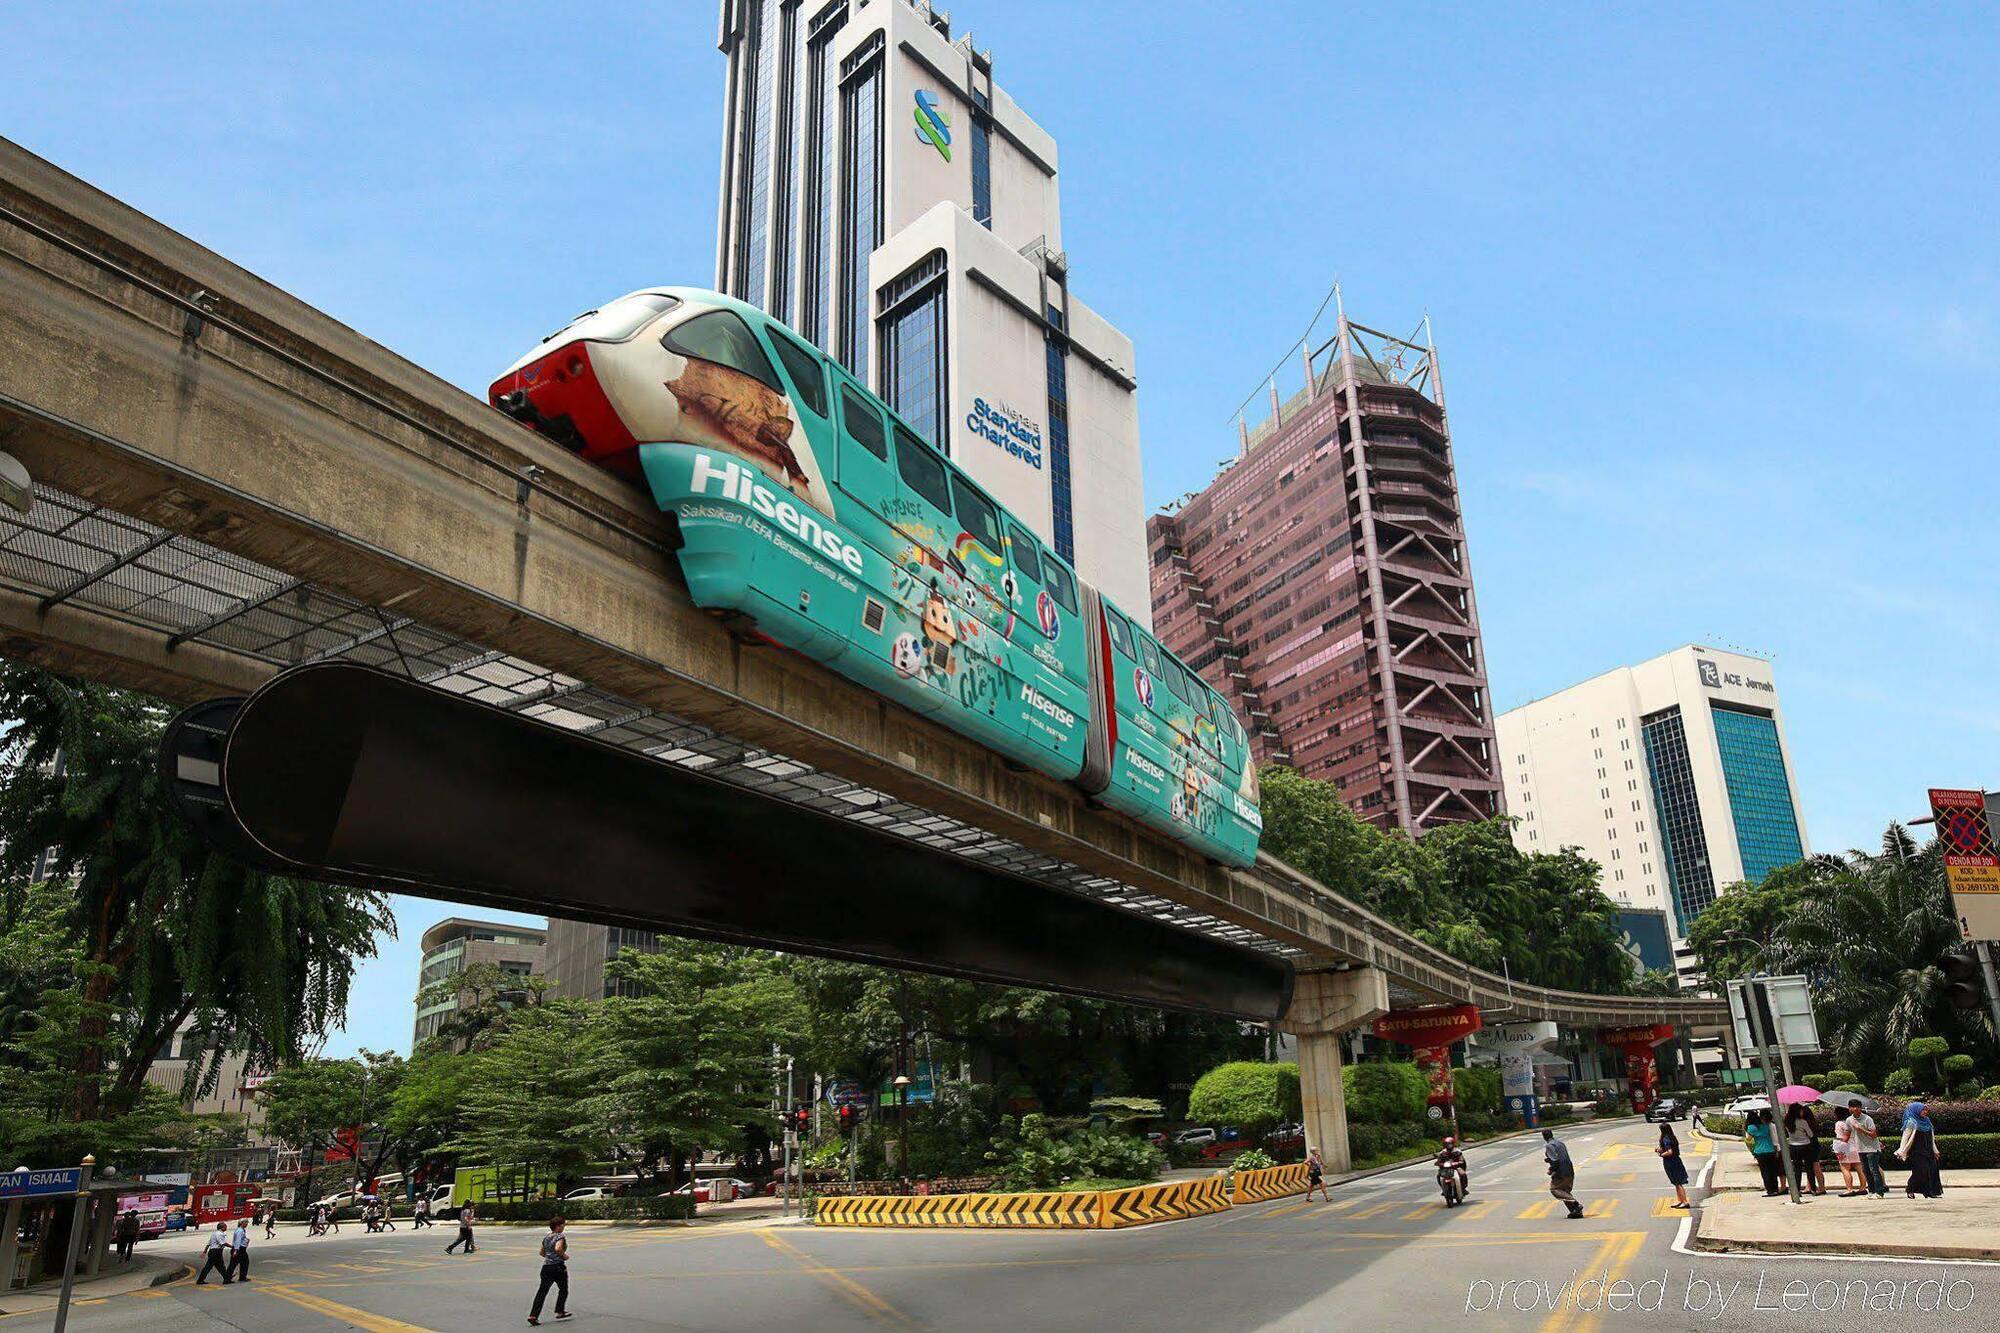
[1435, 1137, 1469, 1201]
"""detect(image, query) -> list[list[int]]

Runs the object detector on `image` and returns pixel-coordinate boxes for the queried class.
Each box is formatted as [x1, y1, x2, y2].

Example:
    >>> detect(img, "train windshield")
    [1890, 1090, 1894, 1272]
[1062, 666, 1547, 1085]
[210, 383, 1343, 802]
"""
[542, 292, 680, 345]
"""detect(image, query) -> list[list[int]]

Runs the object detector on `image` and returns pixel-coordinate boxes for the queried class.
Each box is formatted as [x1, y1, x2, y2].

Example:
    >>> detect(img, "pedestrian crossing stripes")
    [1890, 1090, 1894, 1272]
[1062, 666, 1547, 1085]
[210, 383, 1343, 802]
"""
[1350, 1200, 1402, 1219]
[1651, 1197, 1685, 1216]
[1459, 1201, 1497, 1220]
[1518, 1200, 1558, 1219]
[1584, 1198, 1619, 1218]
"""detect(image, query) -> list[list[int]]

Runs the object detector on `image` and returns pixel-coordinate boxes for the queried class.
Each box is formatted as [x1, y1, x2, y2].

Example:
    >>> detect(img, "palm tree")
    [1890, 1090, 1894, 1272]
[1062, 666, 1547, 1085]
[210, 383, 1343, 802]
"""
[1767, 825, 1990, 1084]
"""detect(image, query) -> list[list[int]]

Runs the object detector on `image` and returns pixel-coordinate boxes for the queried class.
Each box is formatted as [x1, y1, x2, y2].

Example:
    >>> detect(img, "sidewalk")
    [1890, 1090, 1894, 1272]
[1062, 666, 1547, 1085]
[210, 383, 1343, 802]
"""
[1695, 1152, 2000, 1259]
[0, 1255, 186, 1319]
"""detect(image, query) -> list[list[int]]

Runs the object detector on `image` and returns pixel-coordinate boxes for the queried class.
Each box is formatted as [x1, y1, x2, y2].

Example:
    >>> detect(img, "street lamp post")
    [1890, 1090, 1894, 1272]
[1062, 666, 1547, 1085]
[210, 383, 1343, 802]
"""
[892, 1074, 913, 1181]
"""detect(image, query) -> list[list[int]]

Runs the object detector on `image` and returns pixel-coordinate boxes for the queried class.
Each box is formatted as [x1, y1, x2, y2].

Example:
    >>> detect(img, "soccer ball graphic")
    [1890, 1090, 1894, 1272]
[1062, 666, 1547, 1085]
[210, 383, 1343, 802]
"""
[890, 632, 926, 678]
[1000, 570, 1020, 604]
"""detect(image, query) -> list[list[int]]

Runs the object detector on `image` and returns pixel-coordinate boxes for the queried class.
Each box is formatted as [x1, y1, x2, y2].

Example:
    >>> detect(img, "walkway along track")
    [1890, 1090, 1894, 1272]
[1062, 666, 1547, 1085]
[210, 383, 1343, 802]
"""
[0, 137, 1722, 1030]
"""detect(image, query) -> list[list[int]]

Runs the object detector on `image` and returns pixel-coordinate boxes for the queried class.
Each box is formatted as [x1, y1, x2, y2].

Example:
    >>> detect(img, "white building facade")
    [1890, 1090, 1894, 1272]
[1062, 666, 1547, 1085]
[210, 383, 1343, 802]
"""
[1496, 645, 1810, 943]
[714, 0, 1150, 620]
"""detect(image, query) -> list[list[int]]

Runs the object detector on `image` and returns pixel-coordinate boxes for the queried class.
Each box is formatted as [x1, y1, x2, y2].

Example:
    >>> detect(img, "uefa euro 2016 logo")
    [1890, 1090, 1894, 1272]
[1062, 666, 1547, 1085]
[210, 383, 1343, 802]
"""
[1134, 668, 1154, 709]
[1035, 589, 1060, 640]
[914, 90, 951, 161]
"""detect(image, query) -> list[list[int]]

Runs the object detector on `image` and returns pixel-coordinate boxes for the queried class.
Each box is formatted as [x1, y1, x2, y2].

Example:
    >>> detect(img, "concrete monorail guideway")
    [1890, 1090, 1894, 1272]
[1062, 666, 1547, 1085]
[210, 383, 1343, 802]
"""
[0, 136, 1724, 1041]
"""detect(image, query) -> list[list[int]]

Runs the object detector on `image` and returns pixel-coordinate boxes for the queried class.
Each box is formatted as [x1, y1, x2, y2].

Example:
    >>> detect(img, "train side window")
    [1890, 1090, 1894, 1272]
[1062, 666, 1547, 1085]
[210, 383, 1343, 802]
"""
[661, 311, 781, 393]
[1161, 656, 1190, 704]
[1105, 607, 1136, 660]
[1042, 558, 1078, 616]
[950, 477, 1001, 556]
[1137, 633, 1163, 681]
[767, 330, 828, 417]
[893, 425, 953, 515]
[839, 385, 887, 459]
[1006, 523, 1043, 586]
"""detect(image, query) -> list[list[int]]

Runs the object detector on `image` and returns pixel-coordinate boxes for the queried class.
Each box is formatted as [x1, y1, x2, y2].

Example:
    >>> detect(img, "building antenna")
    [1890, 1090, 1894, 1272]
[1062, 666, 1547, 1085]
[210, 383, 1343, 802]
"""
[1224, 278, 1340, 427]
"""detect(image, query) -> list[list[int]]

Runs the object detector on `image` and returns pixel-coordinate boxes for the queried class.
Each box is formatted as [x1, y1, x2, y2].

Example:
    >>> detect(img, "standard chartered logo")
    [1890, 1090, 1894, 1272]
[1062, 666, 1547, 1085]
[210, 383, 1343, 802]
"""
[690, 453, 865, 576]
[914, 90, 951, 160]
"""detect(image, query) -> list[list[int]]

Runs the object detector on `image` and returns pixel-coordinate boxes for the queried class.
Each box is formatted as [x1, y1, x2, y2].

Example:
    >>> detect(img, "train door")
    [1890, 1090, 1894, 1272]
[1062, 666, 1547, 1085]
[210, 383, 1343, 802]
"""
[832, 381, 895, 530]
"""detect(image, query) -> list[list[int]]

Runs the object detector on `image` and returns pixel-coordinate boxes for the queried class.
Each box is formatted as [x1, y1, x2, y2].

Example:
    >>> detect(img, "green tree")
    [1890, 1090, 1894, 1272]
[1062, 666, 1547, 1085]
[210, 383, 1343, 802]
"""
[448, 1003, 611, 1186]
[0, 666, 392, 1131]
[261, 1051, 409, 1195]
[1684, 864, 1810, 984]
[584, 944, 785, 1183]
[412, 962, 550, 1054]
[1186, 1062, 1301, 1139]
[1258, 767, 1633, 993]
[1765, 827, 1991, 1084]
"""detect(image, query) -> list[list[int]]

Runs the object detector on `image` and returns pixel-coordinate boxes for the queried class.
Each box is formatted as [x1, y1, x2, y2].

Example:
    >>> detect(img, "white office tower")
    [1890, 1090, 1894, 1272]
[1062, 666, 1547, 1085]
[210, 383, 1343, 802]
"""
[1496, 646, 1810, 942]
[714, 0, 1150, 621]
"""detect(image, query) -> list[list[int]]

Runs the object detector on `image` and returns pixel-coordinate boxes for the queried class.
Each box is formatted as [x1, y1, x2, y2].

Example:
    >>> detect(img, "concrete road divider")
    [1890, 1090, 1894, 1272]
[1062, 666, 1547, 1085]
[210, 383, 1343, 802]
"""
[812, 1190, 1100, 1228]
[1230, 1162, 1311, 1204]
[1098, 1176, 1232, 1228]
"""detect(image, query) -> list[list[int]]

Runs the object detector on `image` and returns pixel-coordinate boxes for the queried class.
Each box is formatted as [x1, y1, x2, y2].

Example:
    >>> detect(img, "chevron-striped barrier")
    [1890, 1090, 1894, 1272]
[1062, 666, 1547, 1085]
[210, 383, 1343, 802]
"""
[1096, 1175, 1233, 1229]
[1230, 1161, 1312, 1204]
[810, 1189, 1099, 1228]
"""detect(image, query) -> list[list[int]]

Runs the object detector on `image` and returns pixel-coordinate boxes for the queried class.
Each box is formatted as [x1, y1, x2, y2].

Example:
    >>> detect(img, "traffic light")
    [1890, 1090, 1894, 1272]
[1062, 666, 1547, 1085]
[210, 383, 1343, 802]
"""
[837, 1104, 858, 1133]
[790, 1106, 810, 1135]
[1940, 949, 1985, 1012]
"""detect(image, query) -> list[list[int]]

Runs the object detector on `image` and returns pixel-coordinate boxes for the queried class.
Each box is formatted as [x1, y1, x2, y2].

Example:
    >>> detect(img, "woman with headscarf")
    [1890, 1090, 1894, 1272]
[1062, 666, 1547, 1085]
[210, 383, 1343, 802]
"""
[1655, 1120, 1690, 1209]
[1896, 1101, 1943, 1199]
[1743, 1109, 1783, 1196]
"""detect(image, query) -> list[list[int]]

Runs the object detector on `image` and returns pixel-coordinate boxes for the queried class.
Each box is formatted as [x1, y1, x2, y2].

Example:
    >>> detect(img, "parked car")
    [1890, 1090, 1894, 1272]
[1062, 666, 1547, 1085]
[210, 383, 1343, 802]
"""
[561, 1186, 618, 1202]
[1724, 1095, 1771, 1116]
[1173, 1127, 1218, 1147]
[1270, 1122, 1304, 1140]
[310, 1190, 358, 1213]
[1644, 1097, 1688, 1123]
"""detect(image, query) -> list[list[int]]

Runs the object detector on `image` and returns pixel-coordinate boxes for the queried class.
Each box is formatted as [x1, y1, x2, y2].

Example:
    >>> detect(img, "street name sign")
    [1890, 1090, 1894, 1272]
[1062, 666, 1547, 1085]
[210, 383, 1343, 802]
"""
[1930, 788, 2000, 941]
[0, 1167, 83, 1199]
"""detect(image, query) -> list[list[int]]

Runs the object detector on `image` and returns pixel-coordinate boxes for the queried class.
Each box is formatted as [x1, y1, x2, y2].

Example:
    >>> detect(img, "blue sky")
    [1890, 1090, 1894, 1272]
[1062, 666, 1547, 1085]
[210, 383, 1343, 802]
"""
[6, 3, 1995, 1056]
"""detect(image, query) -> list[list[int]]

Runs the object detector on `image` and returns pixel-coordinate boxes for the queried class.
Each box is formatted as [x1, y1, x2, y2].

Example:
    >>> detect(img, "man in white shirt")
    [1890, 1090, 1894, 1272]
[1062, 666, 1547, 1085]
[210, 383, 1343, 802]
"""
[1848, 1098, 1888, 1198]
[195, 1222, 233, 1285]
[228, 1216, 251, 1282]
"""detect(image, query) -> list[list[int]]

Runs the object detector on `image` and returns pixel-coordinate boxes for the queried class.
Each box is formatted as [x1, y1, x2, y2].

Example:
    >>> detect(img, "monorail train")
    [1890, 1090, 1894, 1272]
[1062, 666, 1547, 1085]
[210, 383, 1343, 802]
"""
[489, 288, 1263, 866]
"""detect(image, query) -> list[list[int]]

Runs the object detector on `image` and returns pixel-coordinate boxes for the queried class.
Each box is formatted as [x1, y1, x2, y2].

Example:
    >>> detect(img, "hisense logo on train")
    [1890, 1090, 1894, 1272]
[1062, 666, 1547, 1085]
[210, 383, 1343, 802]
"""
[691, 453, 865, 576]
[1020, 683, 1075, 729]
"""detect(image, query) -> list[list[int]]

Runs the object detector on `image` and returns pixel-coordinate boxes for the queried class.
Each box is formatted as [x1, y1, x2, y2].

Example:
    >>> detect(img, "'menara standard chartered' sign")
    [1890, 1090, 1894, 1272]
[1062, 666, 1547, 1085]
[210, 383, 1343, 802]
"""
[966, 397, 1043, 470]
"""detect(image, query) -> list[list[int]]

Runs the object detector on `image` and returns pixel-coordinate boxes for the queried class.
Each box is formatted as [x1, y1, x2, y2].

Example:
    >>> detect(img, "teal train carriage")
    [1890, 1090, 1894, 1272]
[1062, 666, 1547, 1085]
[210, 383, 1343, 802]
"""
[491, 288, 1262, 866]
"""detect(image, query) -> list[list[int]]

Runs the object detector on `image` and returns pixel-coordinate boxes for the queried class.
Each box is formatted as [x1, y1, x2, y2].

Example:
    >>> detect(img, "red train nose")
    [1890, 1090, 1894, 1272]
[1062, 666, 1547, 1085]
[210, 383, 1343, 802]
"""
[487, 340, 639, 476]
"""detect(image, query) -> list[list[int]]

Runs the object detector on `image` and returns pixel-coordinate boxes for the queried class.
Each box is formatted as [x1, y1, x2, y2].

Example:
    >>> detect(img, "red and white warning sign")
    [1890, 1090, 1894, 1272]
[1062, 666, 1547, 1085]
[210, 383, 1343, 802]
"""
[1929, 788, 2000, 941]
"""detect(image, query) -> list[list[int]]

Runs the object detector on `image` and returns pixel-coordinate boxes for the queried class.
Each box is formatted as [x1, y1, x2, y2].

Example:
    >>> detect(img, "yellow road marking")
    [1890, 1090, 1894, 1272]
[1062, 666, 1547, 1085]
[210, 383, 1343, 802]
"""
[1651, 1197, 1685, 1217]
[256, 1283, 436, 1332]
[1352, 1200, 1407, 1219]
[1312, 1198, 1359, 1213]
[1260, 1201, 1316, 1219]
[1518, 1200, 1557, 1219]
[1617, 1172, 1637, 1184]
[1402, 1203, 1440, 1220]
[1583, 1198, 1619, 1218]
[332, 1261, 393, 1273]
[1460, 1201, 1497, 1220]
[759, 1228, 917, 1328]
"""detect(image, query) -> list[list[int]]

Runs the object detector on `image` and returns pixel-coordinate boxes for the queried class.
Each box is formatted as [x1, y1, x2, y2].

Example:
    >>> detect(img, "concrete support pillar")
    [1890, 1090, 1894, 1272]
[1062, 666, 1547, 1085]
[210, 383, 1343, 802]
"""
[85, 1194, 116, 1276]
[1278, 968, 1390, 1173]
[0, 1198, 21, 1291]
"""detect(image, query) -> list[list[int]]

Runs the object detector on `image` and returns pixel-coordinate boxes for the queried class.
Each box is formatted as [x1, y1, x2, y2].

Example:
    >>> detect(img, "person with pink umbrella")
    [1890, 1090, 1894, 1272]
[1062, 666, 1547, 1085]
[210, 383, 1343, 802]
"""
[1780, 1086, 1827, 1196]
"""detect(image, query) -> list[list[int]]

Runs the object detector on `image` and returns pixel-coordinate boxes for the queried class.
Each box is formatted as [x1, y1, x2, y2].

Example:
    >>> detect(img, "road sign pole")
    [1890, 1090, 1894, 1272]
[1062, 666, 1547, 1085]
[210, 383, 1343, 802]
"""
[51, 1155, 95, 1333]
[1739, 982, 1801, 1204]
[1977, 942, 2000, 1046]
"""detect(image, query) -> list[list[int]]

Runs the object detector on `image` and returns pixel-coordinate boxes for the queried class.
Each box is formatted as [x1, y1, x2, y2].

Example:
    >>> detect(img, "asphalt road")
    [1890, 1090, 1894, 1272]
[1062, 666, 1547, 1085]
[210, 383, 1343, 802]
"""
[21, 1117, 1997, 1330]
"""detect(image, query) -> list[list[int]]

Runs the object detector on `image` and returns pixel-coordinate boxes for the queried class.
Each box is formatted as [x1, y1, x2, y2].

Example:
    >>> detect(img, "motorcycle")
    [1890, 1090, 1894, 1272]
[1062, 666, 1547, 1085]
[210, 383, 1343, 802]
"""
[1437, 1162, 1465, 1208]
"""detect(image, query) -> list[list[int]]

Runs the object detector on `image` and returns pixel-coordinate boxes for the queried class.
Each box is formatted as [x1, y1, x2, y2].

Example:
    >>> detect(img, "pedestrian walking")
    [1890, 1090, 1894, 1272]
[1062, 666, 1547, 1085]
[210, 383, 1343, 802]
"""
[447, 1201, 478, 1254]
[262, 1203, 277, 1239]
[413, 1195, 433, 1229]
[1655, 1122, 1690, 1209]
[526, 1216, 573, 1326]
[1848, 1098, 1888, 1197]
[1305, 1146, 1329, 1202]
[115, 1207, 140, 1262]
[228, 1216, 251, 1283]
[1541, 1129, 1584, 1219]
[1831, 1105, 1864, 1195]
[195, 1222, 234, 1285]
[1896, 1101, 1943, 1199]
[1744, 1109, 1783, 1196]
[380, 1199, 397, 1232]
[1783, 1103, 1826, 1195]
